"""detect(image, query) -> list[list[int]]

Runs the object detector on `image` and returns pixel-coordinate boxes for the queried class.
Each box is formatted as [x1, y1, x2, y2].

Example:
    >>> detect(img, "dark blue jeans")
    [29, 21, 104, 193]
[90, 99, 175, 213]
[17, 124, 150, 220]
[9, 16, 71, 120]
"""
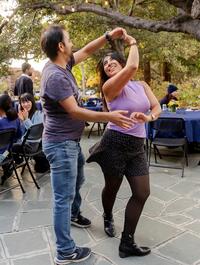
[43, 140, 85, 255]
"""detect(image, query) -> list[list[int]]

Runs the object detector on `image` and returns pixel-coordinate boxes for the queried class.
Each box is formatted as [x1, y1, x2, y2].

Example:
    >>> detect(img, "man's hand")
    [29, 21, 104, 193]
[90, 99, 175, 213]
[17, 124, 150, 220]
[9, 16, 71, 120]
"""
[130, 112, 151, 123]
[109, 110, 133, 129]
[109, 27, 127, 41]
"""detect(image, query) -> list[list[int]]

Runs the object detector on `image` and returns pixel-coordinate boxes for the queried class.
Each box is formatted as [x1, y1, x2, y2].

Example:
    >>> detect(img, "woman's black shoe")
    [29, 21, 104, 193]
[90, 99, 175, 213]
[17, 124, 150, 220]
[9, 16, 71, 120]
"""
[103, 213, 116, 237]
[0, 168, 13, 185]
[119, 233, 151, 258]
[1, 175, 7, 185]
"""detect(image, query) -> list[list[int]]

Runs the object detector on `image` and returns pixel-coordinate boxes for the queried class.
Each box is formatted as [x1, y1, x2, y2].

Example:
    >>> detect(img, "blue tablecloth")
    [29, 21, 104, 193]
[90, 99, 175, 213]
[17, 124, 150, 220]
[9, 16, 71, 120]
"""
[147, 110, 200, 143]
[84, 105, 102, 111]
[83, 102, 103, 112]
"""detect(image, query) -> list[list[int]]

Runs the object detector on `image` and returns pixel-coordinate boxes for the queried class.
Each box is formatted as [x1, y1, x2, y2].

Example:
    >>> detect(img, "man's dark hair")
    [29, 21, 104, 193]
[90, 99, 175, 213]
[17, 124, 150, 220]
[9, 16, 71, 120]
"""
[40, 25, 66, 60]
[22, 62, 31, 73]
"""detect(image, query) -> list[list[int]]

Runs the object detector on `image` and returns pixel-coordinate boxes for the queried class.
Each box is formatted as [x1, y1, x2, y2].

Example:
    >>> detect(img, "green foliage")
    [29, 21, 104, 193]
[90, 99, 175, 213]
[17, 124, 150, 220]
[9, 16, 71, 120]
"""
[178, 80, 200, 107]
[72, 65, 83, 87]
[150, 80, 200, 108]
[0, 80, 9, 93]
[0, 0, 200, 106]
[119, 0, 176, 20]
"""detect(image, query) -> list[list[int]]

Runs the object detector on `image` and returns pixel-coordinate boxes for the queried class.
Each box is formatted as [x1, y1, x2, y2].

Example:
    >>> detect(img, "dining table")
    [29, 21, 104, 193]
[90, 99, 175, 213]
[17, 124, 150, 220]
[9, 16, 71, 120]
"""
[147, 110, 200, 143]
[83, 102, 103, 112]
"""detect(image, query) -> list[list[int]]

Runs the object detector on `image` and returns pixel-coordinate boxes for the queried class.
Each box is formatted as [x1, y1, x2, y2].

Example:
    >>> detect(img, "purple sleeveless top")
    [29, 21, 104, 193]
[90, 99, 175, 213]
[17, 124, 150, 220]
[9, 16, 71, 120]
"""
[107, 81, 150, 138]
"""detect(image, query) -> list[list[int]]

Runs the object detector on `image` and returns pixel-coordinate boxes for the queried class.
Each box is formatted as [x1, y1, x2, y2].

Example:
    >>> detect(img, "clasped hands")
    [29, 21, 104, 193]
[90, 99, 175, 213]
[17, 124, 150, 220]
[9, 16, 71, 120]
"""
[130, 112, 152, 123]
[108, 27, 136, 47]
[110, 110, 151, 130]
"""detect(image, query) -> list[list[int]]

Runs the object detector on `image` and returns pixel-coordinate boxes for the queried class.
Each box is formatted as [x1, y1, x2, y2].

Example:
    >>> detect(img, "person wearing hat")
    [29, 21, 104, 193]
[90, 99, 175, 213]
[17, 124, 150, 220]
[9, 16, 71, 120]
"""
[160, 84, 178, 107]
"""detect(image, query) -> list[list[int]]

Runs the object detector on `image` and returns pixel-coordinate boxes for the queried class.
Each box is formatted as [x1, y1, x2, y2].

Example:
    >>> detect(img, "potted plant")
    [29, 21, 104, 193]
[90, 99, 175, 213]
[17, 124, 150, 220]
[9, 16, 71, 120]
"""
[168, 100, 179, 112]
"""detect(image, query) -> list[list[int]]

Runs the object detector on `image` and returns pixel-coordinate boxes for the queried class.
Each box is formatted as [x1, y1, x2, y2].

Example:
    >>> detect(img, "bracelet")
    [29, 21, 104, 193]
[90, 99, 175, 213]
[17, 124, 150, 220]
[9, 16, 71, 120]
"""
[128, 41, 137, 46]
[151, 114, 156, 121]
[104, 31, 112, 43]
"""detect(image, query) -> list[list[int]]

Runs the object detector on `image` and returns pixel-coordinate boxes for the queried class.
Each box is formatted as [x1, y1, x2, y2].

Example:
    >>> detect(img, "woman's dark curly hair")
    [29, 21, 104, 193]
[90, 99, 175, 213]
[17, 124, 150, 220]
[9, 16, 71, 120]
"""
[0, 94, 18, 121]
[97, 52, 126, 111]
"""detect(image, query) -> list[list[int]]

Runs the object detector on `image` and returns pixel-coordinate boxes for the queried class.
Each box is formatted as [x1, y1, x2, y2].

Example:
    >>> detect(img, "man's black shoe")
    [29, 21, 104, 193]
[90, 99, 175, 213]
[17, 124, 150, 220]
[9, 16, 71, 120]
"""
[71, 214, 91, 228]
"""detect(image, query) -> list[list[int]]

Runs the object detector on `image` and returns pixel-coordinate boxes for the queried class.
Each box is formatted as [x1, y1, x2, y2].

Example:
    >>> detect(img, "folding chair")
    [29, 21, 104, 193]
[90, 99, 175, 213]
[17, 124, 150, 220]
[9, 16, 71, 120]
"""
[0, 129, 25, 194]
[88, 122, 107, 138]
[148, 118, 188, 177]
[13, 123, 44, 189]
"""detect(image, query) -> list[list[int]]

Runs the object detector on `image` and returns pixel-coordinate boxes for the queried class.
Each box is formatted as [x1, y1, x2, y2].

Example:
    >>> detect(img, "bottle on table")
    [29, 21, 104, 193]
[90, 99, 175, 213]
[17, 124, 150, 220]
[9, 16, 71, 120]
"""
[162, 104, 167, 111]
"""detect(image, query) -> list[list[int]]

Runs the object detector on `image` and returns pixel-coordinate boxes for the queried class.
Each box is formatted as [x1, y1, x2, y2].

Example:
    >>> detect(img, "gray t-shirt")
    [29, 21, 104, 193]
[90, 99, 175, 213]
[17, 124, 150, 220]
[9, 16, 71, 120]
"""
[40, 56, 85, 142]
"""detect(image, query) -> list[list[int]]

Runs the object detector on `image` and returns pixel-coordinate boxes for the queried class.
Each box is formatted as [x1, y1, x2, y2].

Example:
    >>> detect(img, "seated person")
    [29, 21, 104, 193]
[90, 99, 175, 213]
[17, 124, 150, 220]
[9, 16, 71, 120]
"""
[14, 92, 43, 154]
[14, 93, 49, 173]
[0, 94, 22, 185]
[160, 84, 178, 107]
[2, 93, 49, 183]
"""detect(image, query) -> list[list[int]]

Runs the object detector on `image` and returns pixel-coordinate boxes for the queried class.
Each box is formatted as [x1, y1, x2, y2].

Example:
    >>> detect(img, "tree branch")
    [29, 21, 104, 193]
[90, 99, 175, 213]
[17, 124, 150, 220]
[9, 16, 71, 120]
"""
[129, 0, 135, 16]
[191, 0, 200, 19]
[24, 3, 200, 41]
[108, 0, 113, 8]
[0, 8, 18, 34]
[166, 0, 194, 14]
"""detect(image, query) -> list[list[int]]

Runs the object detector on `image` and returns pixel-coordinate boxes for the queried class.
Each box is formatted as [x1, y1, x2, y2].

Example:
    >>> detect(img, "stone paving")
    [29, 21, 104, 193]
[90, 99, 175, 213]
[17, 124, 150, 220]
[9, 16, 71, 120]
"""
[0, 129, 200, 265]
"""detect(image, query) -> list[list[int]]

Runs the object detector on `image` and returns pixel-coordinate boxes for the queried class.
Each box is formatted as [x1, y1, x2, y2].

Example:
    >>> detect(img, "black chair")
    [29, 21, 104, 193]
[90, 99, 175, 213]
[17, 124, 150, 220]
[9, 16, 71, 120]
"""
[13, 123, 44, 189]
[0, 129, 25, 194]
[148, 118, 188, 177]
[88, 122, 107, 138]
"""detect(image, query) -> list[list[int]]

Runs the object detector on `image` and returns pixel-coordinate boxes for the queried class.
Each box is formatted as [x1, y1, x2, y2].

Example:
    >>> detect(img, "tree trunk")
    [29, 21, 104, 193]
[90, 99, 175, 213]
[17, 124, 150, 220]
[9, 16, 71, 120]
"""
[162, 62, 171, 82]
[143, 60, 151, 84]
[192, 0, 200, 19]
[80, 63, 86, 94]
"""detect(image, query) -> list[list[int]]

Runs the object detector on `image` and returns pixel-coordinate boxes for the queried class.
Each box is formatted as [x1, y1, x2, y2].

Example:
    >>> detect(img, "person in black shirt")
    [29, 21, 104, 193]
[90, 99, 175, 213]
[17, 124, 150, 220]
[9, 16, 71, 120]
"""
[159, 84, 178, 107]
[14, 62, 33, 96]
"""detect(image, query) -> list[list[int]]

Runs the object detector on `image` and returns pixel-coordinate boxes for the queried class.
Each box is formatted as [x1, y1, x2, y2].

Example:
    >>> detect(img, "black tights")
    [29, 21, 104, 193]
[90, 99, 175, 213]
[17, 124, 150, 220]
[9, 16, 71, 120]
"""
[102, 174, 150, 235]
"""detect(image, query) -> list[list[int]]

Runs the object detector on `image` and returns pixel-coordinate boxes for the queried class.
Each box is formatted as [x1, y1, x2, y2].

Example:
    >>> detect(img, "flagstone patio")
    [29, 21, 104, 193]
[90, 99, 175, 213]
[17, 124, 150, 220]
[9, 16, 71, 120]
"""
[0, 128, 200, 265]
